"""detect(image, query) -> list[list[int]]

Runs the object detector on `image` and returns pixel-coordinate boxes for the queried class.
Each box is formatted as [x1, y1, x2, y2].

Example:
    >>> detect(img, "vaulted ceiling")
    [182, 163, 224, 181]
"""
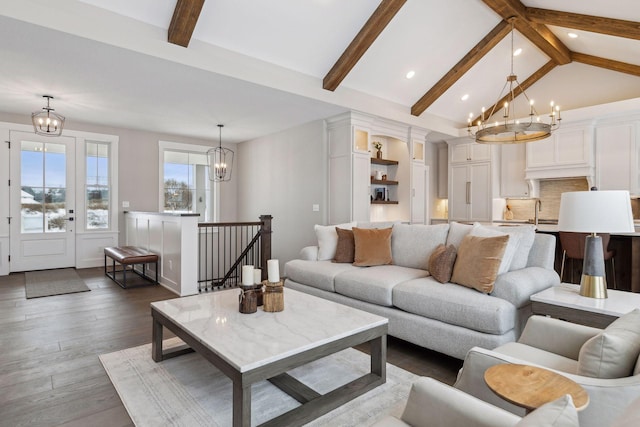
[0, 0, 638, 142]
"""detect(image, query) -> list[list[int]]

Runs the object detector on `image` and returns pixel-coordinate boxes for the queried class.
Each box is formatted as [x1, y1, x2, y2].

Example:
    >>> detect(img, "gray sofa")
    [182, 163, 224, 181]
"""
[284, 222, 560, 359]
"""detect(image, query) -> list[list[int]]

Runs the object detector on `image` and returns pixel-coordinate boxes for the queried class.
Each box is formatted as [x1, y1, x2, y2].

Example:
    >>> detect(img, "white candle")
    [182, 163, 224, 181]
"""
[253, 268, 262, 284]
[267, 259, 280, 283]
[242, 265, 254, 286]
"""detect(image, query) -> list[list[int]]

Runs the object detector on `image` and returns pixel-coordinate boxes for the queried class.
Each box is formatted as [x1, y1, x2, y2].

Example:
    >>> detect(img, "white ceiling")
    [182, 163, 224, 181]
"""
[0, 0, 639, 143]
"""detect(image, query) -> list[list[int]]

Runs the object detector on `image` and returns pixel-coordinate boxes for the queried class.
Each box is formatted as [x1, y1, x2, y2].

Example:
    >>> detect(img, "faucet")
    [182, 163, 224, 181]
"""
[534, 199, 542, 226]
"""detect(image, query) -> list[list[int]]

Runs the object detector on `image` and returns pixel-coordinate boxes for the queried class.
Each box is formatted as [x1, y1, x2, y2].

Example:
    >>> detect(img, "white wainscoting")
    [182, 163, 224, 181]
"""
[76, 232, 119, 269]
[0, 236, 9, 276]
[125, 212, 198, 296]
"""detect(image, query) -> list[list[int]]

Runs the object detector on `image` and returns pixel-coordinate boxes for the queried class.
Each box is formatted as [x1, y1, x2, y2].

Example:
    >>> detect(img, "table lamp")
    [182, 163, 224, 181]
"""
[558, 190, 634, 298]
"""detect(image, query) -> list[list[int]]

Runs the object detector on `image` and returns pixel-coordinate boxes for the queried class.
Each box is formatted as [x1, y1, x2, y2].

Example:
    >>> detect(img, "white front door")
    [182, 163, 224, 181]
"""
[9, 131, 76, 271]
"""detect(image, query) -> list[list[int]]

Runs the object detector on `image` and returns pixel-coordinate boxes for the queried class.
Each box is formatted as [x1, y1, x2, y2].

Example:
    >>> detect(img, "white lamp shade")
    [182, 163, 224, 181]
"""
[558, 190, 634, 233]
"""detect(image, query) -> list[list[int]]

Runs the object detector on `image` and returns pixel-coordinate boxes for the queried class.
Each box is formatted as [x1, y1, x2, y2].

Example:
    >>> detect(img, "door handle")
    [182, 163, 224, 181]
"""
[466, 182, 471, 204]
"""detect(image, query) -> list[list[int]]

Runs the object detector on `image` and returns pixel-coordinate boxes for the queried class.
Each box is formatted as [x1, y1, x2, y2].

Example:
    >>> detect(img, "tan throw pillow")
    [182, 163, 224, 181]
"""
[352, 227, 393, 267]
[333, 227, 355, 263]
[578, 308, 640, 378]
[450, 234, 509, 293]
[428, 244, 457, 283]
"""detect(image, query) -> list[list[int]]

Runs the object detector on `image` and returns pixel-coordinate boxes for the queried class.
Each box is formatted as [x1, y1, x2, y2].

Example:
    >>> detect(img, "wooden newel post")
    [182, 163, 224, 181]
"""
[259, 215, 272, 281]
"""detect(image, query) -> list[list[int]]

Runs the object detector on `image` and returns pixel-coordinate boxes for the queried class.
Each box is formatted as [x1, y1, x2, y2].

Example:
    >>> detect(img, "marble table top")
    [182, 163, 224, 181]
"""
[531, 283, 640, 317]
[151, 288, 388, 373]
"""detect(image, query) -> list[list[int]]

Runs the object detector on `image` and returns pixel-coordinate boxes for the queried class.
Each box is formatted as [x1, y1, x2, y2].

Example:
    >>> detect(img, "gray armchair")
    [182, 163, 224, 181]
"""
[371, 377, 579, 427]
[455, 312, 640, 427]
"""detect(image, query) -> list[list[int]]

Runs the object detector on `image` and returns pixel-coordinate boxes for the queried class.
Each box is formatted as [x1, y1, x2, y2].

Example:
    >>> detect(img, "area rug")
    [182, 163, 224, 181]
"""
[100, 338, 417, 426]
[25, 268, 90, 299]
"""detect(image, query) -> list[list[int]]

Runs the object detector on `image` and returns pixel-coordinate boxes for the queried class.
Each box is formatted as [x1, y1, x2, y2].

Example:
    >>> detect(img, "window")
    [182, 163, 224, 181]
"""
[162, 148, 214, 221]
[86, 141, 110, 229]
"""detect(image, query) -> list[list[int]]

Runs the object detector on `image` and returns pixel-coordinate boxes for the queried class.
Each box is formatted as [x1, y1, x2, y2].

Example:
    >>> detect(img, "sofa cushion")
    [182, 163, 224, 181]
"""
[611, 395, 640, 427]
[446, 221, 473, 249]
[515, 395, 578, 427]
[578, 308, 640, 378]
[470, 225, 520, 274]
[391, 223, 449, 269]
[335, 265, 429, 307]
[392, 277, 516, 335]
[428, 244, 457, 283]
[333, 228, 355, 263]
[450, 234, 509, 293]
[284, 260, 358, 293]
[477, 224, 536, 271]
[315, 222, 356, 261]
[353, 227, 393, 267]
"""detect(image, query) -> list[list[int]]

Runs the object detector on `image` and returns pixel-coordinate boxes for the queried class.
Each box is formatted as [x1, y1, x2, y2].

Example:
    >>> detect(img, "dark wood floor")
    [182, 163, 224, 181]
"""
[0, 267, 461, 426]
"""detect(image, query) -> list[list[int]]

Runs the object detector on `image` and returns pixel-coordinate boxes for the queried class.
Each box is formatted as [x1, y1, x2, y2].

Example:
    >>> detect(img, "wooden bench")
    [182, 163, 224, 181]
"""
[104, 246, 159, 289]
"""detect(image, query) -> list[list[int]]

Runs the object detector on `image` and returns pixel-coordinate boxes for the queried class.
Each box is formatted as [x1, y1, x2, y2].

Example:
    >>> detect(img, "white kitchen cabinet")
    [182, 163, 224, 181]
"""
[500, 144, 529, 197]
[525, 125, 594, 180]
[451, 142, 491, 164]
[411, 163, 428, 224]
[449, 163, 491, 221]
[595, 122, 638, 193]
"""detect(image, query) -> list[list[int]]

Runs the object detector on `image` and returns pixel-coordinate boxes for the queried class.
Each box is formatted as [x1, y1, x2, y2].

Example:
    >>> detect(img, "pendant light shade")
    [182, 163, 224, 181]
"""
[32, 95, 65, 137]
[207, 124, 234, 182]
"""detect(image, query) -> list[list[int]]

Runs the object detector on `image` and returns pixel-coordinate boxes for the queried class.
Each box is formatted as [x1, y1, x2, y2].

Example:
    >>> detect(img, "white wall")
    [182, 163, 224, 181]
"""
[237, 120, 326, 267]
[0, 112, 239, 246]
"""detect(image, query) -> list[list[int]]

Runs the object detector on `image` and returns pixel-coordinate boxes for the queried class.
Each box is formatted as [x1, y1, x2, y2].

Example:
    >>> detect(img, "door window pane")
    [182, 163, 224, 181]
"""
[86, 141, 110, 230]
[21, 141, 67, 233]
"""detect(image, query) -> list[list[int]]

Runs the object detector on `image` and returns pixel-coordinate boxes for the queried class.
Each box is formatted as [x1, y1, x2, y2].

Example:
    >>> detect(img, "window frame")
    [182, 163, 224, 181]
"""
[158, 141, 218, 222]
[85, 140, 112, 231]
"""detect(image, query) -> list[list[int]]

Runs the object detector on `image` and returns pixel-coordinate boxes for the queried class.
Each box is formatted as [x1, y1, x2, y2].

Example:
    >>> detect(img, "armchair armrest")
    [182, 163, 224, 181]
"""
[299, 246, 318, 261]
[399, 377, 519, 427]
[518, 316, 601, 360]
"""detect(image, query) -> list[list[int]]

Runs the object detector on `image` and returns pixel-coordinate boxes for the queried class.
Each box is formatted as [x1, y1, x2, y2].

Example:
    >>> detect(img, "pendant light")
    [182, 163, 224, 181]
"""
[207, 124, 234, 182]
[32, 95, 65, 137]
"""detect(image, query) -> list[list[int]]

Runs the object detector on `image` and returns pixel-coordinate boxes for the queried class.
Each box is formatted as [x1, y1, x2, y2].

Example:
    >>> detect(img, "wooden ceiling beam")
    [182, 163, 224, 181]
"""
[323, 0, 406, 91]
[572, 52, 640, 77]
[482, 0, 571, 65]
[471, 60, 557, 125]
[168, 0, 205, 47]
[527, 8, 640, 41]
[411, 21, 511, 117]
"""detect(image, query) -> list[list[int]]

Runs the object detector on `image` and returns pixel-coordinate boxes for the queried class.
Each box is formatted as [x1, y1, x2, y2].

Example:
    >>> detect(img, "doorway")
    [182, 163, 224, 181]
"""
[9, 131, 76, 271]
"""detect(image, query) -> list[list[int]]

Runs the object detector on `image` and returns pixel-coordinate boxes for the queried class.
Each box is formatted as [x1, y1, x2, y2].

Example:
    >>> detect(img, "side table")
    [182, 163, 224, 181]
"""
[485, 364, 589, 413]
[530, 283, 640, 328]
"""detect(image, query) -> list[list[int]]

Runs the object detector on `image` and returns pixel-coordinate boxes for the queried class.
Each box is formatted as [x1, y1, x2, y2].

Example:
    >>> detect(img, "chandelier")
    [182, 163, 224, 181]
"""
[467, 20, 560, 144]
[207, 124, 234, 182]
[32, 95, 65, 137]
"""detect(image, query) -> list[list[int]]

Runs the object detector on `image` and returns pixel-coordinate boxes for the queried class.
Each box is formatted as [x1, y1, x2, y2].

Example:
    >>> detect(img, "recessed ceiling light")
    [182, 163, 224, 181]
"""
[568, 32, 578, 39]
[406, 70, 415, 79]
[461, 94, 469, 101]
[513, 48, 522, 56]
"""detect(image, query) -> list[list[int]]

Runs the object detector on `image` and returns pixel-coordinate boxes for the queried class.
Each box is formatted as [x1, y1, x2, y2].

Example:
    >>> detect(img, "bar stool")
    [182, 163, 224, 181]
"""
[559, 232, 617, 289]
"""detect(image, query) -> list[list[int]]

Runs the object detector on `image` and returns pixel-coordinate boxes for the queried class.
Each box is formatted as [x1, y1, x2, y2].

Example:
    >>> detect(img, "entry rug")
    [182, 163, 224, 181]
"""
[25, 268, 90, 299]
[100, 338, 417, 426]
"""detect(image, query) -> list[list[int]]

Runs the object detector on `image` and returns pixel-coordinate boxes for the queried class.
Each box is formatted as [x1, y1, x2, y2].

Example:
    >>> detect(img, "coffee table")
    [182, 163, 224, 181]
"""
[484, 364, 589, 413]
[150, 287, 388, 427]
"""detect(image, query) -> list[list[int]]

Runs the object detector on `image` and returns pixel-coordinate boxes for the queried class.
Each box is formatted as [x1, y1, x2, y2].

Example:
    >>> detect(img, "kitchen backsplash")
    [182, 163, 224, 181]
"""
[505, 177, 590, 221]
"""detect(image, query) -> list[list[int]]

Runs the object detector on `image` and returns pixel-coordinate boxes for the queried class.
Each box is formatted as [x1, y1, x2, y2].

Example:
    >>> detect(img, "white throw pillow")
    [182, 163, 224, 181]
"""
[578, 308, 640, 378]
[471, 224, 520, 275]
[485, 224, 536, 271]
[446, 221, 473, 248]
[314, 222, 356, 261]
[515, 395, 579, 427]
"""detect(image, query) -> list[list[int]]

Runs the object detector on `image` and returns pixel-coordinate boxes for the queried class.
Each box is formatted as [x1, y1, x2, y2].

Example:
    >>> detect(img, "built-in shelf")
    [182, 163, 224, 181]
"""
[371, 158, 399, 166]
[371, 179, 398, 185]
[371, 200, 399, 205]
